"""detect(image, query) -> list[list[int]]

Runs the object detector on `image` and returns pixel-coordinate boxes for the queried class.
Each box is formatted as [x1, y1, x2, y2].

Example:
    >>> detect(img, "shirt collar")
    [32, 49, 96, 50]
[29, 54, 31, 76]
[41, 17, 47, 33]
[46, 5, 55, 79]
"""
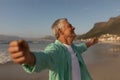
[55, 40, 75, 48]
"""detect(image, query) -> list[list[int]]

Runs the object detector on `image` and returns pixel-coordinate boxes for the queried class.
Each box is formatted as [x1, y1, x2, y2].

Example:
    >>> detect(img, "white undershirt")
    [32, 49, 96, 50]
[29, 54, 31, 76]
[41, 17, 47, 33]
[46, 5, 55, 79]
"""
[64, 44, 81, 80]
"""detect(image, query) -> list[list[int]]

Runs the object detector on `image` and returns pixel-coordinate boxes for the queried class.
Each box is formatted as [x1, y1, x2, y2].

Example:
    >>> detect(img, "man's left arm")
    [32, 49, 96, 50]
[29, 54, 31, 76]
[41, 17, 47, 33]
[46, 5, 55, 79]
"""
[86, 37, 98, 48]
[75, 37, 98, 54]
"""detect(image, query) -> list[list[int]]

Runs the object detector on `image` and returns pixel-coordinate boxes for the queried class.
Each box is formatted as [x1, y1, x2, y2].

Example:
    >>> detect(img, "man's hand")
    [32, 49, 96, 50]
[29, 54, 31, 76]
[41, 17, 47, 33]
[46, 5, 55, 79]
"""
[8, 40, 35, 66]
[86, 37, 98, 47]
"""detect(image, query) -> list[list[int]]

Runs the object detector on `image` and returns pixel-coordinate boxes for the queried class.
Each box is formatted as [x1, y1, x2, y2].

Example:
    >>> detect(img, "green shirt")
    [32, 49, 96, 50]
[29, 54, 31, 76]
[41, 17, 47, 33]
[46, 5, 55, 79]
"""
[22, 40, 92, 80]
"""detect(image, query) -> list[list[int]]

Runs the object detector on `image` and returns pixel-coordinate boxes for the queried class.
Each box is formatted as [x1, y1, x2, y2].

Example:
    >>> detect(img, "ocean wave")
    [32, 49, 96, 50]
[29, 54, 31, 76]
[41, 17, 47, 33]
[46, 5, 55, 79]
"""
[0, 51, 11, 64]
[0, 42, 50, 64]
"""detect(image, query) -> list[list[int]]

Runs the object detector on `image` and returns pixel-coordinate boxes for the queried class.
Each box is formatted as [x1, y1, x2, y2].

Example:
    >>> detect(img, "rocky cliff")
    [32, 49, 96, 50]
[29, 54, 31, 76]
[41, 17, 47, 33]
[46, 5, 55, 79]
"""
[77, 15, 120, 39]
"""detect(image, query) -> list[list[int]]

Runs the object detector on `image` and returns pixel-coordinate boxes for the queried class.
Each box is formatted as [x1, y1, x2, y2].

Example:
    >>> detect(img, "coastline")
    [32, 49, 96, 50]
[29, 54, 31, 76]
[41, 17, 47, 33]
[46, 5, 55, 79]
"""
[0, 42, 120, 80]
[2, 59, 120, 80]
[99, 41, 120, 45]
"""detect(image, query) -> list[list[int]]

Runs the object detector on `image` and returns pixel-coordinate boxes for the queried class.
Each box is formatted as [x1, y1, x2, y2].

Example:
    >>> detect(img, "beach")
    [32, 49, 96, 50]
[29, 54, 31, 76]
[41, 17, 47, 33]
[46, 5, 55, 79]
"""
[84, 42, 120, 80]
[88, 59, 120, 80]
[0, 62, 48, 80]
[0, 42, 120, 80]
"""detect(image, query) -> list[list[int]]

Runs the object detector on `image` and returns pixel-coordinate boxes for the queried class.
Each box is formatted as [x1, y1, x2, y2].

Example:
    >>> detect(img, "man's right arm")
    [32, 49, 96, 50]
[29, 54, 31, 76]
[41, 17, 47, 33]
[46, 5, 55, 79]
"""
[8, 40, 58, 73]
[8, 40, 35, 66]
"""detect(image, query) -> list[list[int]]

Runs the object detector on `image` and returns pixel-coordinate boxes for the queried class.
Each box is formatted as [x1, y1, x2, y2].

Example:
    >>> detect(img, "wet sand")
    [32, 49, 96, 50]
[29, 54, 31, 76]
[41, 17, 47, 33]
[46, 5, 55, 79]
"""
[0, 42, 120, 80]
[0, 62, 48, 80]
[88, 59, 120, 80]
[85, 42, 120, 80]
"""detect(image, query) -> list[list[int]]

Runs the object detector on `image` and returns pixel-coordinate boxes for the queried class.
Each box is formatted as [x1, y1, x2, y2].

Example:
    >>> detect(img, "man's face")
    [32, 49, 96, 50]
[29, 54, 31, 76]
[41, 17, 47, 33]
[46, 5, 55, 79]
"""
[60, 20, 76, 39]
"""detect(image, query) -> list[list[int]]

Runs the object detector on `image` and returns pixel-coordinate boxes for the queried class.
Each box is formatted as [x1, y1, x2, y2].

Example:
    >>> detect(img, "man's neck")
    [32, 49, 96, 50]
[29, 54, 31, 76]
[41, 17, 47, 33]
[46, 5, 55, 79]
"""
[58, 36, 73, 45]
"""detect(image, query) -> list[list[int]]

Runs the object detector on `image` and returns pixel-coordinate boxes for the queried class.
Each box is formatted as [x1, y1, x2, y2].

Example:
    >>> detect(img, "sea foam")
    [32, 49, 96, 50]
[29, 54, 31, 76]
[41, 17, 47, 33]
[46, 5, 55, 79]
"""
[0, 51, 11, 64]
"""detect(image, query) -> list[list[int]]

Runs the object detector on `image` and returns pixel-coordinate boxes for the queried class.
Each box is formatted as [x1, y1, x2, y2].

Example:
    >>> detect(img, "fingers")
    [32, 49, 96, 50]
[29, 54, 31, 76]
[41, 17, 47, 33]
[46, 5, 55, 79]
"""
[9, 40, 22, 53]
[91, 37, 98, 43]
[19, 40, 30, 51]
[94, 38, 98, 43]
[8, 39, 29, 64]
[11, 51, 24, 59]
[9, 40, 29, 52]
[9, 39, 25, 47]
[8, 40, 35, 65]
[8, 46, 20, 53]
[12, 56, 26, 64]
[9, 40, 19, 47]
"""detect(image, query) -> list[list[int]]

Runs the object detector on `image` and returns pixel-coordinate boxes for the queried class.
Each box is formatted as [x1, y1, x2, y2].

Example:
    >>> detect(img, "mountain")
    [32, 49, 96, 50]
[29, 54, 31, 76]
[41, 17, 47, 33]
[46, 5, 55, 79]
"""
[0, 34, 20, 43]
[77, 15, 120, 39]
[0, 34, 55, 43]
[41, 35, 55, 41]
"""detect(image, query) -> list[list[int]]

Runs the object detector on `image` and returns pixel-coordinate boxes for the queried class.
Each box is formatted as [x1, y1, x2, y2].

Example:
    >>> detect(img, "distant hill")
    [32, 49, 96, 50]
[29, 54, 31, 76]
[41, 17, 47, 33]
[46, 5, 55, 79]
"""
[0, 34, 55, 43]
[0, 35, 20, 40]
[77, 15, 120, 39]
[40, 35, 55, 40]
[0, 34, 20, 43]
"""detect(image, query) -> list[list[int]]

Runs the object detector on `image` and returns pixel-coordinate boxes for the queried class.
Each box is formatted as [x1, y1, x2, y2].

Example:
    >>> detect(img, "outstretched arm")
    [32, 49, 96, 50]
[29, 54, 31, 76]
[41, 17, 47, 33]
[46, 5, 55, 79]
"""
[8, 40, 35, 66]
[86, 37, 98, 48]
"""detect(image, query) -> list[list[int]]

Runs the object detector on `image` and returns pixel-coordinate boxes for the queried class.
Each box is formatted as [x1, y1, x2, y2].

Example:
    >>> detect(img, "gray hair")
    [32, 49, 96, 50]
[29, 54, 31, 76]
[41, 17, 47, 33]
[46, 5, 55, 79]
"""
[51, 18, 67, 39]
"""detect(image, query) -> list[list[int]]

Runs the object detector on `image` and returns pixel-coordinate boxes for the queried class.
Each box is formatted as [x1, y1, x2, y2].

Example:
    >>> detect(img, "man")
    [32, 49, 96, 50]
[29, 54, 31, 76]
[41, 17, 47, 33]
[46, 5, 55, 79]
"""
[8, 18, 97, 80]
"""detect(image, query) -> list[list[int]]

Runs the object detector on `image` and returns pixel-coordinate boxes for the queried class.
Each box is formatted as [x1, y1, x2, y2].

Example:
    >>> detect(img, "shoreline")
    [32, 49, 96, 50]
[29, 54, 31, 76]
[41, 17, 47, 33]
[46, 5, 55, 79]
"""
[0, 42, 120, 80]
[2, 60, 120, 80]
[98, 41, 120, 45]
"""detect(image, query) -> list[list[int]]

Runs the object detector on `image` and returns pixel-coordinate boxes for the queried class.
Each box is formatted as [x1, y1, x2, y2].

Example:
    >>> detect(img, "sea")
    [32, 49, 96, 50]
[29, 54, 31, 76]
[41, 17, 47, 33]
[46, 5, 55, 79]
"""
[0, 40, 53, 64]
[0, 40, 120, 65]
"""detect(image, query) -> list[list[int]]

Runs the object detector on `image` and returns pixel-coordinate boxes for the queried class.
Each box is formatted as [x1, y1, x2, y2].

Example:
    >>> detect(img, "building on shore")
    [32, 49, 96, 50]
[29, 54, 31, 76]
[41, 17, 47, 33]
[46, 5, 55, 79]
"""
[79, 34, 120, 42]
[99, 34, 120, 42]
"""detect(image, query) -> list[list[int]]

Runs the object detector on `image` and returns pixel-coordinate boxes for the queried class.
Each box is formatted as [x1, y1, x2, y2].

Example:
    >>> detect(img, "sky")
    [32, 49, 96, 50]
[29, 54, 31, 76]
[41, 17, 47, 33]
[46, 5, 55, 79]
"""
[0, 0, 120, 38]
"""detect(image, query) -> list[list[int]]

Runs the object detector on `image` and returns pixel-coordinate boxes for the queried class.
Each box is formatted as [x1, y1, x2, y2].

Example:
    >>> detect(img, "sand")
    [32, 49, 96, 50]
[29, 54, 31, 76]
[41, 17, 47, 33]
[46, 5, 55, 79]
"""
[0, 62, 48, 80]
[86, 42, 120, 80]
[0, 42, 120, 80]
[88, 58, 120, 80]
[1, 60, 120, 80]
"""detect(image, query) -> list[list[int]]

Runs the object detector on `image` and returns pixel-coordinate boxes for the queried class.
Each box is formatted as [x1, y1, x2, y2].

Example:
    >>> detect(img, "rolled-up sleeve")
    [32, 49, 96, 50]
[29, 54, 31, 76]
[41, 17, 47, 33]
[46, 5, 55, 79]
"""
[76, 43, 87, 54]
[22, 52, 50, 73]
[22, 43, 58, 73]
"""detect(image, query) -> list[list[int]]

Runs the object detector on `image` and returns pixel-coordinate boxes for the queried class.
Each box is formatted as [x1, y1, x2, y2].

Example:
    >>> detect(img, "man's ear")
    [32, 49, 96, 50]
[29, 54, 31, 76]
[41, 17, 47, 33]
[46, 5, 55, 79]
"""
[58, 29, 64, 35]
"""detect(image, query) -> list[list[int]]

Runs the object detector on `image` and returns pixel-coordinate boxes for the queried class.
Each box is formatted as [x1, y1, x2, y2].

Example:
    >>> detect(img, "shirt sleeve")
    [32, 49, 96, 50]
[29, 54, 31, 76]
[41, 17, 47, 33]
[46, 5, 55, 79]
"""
[76, 43, 87, 54]
[22, 43, 58, 73]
